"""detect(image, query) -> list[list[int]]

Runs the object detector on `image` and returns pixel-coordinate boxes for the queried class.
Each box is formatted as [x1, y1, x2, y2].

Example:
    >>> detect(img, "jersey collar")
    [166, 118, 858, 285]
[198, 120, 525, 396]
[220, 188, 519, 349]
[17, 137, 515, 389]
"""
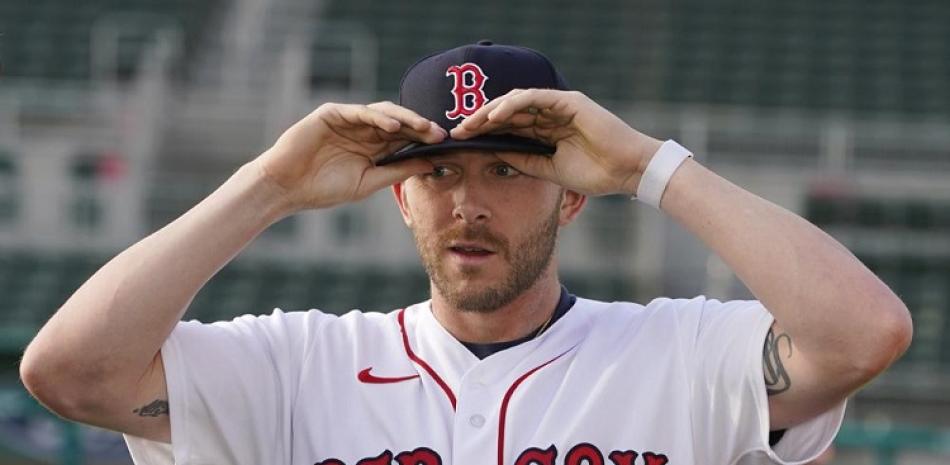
[400, 297, 591, 397]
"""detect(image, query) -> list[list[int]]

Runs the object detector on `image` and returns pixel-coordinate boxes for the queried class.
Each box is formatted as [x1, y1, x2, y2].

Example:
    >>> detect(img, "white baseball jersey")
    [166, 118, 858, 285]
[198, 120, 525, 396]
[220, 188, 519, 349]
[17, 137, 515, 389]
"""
[124, 296, 844, 465]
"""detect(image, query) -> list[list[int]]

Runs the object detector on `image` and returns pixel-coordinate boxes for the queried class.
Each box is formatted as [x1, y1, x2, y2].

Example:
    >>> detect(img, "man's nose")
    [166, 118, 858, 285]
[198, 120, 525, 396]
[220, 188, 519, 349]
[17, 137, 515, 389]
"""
[451, 179, 492, 224]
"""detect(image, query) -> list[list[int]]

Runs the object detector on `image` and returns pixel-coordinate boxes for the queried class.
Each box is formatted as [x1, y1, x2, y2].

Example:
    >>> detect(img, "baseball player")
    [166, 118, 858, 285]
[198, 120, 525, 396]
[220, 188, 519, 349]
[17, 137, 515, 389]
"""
[21, 41, 911, 465]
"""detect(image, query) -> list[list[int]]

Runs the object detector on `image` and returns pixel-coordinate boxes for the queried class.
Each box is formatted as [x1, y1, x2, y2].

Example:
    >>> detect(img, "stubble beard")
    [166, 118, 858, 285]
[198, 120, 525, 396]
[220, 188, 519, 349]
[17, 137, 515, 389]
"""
[412, 205, 561, 313]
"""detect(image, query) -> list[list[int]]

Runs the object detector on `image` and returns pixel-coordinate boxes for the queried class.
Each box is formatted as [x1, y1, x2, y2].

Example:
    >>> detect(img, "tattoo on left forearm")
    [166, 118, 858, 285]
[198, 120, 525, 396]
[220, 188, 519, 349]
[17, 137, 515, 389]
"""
[133, 399, 169, 417]
[763, 327, 793, 395]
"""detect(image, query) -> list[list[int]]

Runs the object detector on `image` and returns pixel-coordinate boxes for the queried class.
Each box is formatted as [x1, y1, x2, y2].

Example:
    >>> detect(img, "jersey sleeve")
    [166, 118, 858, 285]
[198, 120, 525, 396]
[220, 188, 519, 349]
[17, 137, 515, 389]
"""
[123, 309, 331, 465]
[687, 298, 845, 465]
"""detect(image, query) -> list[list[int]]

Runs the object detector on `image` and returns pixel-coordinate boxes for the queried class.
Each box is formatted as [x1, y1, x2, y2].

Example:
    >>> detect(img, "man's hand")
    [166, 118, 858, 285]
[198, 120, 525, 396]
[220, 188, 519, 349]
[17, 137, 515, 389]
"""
[255, 101, 445, 211]
[450, 89, 663, 196]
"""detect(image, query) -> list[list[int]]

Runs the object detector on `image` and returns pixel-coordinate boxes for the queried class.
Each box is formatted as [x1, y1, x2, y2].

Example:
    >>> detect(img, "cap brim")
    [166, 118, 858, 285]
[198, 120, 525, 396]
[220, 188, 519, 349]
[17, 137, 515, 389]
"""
[376, 134, 555, 166]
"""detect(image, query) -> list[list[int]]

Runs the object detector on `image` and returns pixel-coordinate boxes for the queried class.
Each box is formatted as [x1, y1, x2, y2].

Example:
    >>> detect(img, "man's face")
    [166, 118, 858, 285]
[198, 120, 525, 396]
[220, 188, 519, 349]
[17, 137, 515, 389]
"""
[395, 151, 575, 313]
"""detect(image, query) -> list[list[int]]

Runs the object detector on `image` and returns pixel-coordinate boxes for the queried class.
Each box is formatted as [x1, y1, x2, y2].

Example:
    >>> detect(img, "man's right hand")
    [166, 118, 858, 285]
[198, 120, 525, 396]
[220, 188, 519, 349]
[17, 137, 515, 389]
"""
[254, 102, 445, 212]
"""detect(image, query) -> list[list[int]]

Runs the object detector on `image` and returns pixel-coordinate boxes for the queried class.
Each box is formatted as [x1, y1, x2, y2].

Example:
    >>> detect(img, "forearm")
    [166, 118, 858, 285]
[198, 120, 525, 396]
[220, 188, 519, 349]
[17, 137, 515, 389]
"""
[661, 159, 910, 371]
[22, 162, 291, 391]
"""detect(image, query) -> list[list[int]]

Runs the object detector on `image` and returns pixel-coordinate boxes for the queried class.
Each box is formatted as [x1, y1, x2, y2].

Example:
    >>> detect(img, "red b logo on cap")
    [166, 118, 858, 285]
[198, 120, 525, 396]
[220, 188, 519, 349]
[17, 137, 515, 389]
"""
[445, 63, 489, 120]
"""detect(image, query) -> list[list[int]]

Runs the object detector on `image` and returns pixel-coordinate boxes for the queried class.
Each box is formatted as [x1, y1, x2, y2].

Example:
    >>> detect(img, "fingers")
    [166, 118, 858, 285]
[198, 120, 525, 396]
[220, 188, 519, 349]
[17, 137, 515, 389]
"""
[358, 157, 434, 196]
[450, 89, 523, 138]
[366, 101, 447, 144]
[328, 102, 446, 145]
[334, 104, 402, 134]
[493, 151, 559, 183]
[366, 101, 430, 132]
[486, 89, 563, 124]
[451, 89, 569, 140]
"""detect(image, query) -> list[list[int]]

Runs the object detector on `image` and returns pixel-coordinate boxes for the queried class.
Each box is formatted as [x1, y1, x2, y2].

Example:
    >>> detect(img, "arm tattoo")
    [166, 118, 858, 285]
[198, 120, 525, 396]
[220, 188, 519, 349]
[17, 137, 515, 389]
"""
[133, 399, 169, 417]
[763, 327, 793, 395]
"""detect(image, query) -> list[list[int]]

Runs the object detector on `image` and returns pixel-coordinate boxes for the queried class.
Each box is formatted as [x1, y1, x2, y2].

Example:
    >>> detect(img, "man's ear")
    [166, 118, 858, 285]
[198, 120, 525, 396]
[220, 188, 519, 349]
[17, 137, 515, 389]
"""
[558, 189, 587, 226]
[392, 182, 413, 227]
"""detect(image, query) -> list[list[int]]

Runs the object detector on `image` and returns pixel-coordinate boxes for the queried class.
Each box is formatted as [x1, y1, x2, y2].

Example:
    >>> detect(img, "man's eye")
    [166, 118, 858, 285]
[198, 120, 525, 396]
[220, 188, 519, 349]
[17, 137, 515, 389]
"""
[431, 166, 451, 177]
[493, 164, 520, 177]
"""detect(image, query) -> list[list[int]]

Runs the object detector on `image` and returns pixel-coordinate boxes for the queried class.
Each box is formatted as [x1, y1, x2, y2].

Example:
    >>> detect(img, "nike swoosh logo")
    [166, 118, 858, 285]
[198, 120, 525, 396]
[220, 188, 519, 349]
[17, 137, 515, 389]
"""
[358, 367, 421, 384]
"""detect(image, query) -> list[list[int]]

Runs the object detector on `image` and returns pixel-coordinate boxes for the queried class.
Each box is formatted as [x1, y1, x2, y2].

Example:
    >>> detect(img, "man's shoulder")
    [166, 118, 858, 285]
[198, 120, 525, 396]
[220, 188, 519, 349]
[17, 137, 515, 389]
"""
[570, 296, 670, 335]
[575, 295, 766, 332]
[277, 305, 406, 334]
[175, 305, 409, 347]
[193, 307, 387, 327]
[572, 295, 700, 319]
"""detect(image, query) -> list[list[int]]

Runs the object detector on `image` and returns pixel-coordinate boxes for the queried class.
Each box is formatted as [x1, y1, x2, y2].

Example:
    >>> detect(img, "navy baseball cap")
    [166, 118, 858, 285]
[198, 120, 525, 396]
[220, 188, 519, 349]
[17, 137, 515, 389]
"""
[377, 40, 570, 166]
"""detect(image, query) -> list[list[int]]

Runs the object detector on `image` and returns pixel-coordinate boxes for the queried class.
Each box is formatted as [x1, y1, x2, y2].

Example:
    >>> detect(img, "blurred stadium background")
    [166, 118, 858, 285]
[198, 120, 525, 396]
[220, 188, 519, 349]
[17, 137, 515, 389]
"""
[1, 0, 949, 463]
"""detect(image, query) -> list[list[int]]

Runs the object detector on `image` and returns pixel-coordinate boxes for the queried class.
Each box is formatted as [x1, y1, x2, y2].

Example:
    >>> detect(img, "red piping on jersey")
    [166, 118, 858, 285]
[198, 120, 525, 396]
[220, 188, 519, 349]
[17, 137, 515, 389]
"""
[497, 348, 574, 465]
[397, 309, 458, 410]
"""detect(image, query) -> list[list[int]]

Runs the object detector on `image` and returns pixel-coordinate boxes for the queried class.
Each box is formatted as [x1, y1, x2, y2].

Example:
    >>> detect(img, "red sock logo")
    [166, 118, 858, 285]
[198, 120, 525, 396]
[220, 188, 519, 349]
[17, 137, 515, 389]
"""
[445, 63, 489, 120]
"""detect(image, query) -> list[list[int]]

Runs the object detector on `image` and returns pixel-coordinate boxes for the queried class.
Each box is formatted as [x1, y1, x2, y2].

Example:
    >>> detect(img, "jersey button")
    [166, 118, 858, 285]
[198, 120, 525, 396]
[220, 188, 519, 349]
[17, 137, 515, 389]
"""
[469, 414, 486, 428]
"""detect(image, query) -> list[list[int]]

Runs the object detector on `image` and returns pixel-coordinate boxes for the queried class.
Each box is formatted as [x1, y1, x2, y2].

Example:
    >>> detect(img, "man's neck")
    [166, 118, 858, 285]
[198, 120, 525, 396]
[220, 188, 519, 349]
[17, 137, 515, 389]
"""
[429, 270, 562, 344]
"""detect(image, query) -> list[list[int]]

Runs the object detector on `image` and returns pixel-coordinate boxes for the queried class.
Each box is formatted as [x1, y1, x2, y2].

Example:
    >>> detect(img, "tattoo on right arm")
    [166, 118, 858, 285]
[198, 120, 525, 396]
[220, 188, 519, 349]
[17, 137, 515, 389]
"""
[133, 399, 169, 417]
[763, 326, 793, 396]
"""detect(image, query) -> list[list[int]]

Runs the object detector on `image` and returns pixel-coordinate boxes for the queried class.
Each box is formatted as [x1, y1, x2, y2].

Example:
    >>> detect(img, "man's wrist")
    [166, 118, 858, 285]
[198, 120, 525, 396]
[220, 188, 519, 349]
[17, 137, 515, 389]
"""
[634, 136, 665, 178]
[238, 159, 301, 224]
[619, 136, 663, 196]
[633, 140, 693, 209]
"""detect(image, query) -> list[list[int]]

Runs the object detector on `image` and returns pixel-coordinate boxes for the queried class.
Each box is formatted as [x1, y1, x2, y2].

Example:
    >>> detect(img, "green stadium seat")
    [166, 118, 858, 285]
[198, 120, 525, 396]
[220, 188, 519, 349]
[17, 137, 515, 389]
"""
[855, 199, 887, 228]
[899, 271, 948, 366]
[805, 195, 860, 228]
[906, 201, 935, 230]
[0, 0, 225, 82]
[316, 0, 648, 104]
[0, 152, 18, 224]
[658, 0, 949, 115]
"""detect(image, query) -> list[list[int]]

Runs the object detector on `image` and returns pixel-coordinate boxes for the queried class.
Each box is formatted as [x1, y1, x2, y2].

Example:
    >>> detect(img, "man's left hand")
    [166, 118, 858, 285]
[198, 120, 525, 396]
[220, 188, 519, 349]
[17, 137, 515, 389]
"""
[450, 89, 663, 196]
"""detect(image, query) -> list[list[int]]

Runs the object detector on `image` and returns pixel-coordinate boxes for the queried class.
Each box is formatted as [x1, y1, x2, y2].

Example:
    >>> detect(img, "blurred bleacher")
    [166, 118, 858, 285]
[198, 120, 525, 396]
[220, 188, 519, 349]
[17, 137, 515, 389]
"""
[0, 0, 946, 374]
[2, 0, 950, 463]
[664, 0, 950, 115]
[0, 0, 224, 83]
[317, 0, 950, 116]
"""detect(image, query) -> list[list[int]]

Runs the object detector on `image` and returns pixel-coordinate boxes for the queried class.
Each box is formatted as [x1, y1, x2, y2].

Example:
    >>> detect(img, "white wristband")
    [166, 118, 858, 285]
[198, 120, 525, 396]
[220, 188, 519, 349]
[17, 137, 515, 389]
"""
[635, 140, 693, 209]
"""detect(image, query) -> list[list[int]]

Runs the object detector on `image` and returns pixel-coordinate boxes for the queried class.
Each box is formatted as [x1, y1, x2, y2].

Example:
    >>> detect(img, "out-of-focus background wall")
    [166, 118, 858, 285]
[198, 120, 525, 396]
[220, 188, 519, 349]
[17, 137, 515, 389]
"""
[0, 0, 948, 463]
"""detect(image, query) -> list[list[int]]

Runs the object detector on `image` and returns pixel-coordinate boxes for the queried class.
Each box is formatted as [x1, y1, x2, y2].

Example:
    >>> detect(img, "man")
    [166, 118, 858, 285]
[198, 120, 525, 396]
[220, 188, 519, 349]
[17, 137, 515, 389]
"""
[20, 41, 911, 464]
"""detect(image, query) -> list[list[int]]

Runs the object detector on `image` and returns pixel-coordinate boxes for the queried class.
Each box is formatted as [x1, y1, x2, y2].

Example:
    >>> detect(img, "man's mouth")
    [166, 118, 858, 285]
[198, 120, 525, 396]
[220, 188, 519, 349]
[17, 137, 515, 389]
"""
[448, 243, 496, 257]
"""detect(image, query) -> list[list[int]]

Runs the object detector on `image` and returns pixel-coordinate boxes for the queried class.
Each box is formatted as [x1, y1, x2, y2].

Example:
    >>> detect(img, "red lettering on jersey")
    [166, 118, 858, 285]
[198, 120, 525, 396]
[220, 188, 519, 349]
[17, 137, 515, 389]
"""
[394, 447, 442, 465]
[564, 443, 604, 465]
[357, 450, 393, 465]
[317, 446, 666, 465]
[606, 450, 638, 465]
[445, 63, 489, 120]
[514, 445, 559, 465]
[641, 453, 668, 465]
